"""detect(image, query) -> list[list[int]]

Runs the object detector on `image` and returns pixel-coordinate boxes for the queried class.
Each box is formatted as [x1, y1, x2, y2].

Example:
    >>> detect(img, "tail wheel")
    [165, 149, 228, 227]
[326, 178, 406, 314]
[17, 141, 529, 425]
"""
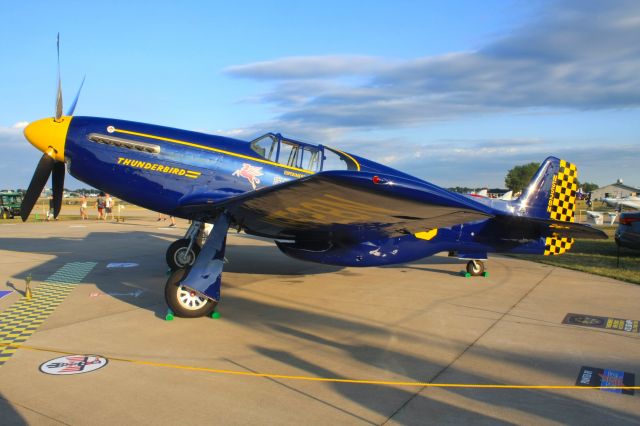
[466, 260, 485, 276]
[164, 268, 217, 318]
[166, 239, 200, 271]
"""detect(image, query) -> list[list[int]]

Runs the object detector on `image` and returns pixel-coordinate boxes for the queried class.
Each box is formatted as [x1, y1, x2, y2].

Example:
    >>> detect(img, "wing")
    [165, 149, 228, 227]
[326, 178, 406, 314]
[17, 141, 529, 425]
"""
[177, 170, 494, 241]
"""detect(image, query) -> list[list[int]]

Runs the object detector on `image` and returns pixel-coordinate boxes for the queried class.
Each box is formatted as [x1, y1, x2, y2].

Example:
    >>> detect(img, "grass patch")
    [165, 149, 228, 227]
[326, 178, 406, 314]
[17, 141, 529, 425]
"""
[511, 226, 640, 285]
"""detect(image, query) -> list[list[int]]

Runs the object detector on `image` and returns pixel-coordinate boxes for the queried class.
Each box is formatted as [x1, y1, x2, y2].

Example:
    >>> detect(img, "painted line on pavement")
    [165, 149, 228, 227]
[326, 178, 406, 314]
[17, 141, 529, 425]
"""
[0, 262, 97, 367]
[0, 341, 637, 391]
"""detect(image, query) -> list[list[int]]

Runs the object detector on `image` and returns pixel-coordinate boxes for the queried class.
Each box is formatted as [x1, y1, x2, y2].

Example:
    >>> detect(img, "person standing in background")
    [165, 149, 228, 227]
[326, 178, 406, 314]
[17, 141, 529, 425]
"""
[47, 196, 54, 221]
[80, 194, 89, 220]
[104, 194, 114, 221]
[96, 193, 105, 220]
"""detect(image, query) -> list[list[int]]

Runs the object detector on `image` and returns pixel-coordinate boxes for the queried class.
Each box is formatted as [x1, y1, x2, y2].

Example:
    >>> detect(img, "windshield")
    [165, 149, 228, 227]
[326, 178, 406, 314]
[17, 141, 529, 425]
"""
[249, 133, 358, 172]
[250, 133, 323, 172]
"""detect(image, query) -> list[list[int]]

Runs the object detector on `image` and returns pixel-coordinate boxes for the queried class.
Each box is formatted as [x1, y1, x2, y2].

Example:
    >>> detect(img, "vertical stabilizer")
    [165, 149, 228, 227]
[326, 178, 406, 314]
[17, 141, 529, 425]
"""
[514, 157, 578, 255]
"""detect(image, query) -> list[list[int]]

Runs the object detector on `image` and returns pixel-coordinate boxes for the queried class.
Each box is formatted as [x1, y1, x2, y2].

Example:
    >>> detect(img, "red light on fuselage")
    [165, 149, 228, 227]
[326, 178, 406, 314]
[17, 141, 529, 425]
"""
[372, 176, 381, 184]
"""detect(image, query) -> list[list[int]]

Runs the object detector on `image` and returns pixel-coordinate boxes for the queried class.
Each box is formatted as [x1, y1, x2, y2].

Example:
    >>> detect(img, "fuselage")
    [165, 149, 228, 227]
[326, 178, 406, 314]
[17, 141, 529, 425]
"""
[62, 116, 423, 216]
[24, 115, 552, 266]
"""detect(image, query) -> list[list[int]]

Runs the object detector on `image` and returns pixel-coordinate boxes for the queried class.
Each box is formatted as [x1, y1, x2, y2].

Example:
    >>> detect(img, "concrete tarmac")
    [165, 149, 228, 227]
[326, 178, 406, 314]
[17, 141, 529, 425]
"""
[0, 218, 638, 425]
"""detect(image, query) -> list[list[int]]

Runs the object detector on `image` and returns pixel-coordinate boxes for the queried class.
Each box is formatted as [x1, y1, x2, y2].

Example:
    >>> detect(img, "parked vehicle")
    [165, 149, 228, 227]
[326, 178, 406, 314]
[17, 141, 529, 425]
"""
[0, 192, 22, 219]
[615, 211, 640, 251]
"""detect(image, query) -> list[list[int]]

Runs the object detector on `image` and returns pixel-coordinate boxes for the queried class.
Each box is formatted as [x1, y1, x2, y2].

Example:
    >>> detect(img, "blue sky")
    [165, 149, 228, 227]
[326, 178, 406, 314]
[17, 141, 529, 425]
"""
[1, 0, 638, 189]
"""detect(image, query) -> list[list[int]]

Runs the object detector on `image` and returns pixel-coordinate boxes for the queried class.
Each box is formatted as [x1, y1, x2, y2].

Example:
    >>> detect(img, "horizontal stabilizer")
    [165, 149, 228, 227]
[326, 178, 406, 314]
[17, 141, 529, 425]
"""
[495, 214, 608, 240]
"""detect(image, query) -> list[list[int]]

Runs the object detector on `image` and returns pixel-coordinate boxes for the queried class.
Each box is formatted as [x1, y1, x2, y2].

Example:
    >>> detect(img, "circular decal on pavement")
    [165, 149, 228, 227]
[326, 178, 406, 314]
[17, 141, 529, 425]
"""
[39, 355, 108, 375]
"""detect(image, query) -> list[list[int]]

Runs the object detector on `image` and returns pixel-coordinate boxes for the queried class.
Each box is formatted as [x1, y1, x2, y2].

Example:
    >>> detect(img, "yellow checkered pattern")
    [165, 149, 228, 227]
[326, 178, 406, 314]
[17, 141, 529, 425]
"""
[544, 160, 577, 255]
[0, 262, 96, 366]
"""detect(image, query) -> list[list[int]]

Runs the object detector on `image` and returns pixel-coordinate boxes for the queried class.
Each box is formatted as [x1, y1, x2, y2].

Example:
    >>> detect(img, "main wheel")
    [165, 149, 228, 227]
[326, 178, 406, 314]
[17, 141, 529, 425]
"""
[166, 239, 200, 271]
[164, 268, 217, 318]
[466, 260, 485, 276]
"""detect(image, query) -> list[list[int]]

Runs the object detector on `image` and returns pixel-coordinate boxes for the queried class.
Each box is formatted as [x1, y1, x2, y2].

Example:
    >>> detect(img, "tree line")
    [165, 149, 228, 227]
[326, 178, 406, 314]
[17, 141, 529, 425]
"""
[505, 162, 598, 194]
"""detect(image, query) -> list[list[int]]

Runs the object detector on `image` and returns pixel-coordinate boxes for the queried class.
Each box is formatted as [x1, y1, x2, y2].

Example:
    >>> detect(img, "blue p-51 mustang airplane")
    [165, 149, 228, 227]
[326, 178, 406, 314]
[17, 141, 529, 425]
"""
[19, 39, 606, 318]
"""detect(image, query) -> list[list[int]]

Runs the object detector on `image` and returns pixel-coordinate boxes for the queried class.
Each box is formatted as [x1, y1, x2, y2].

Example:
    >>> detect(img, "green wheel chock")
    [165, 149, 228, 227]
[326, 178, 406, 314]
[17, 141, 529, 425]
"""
[483, 271, 489, 277]
[464, 272, 471, 278]
[211, 311, 221, 319]
[165, 309, 174, 321]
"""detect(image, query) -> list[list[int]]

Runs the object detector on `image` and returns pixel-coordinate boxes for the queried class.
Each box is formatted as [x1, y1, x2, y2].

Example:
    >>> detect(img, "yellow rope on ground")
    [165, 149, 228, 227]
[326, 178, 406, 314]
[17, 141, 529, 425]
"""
[1, 342, 638, 390]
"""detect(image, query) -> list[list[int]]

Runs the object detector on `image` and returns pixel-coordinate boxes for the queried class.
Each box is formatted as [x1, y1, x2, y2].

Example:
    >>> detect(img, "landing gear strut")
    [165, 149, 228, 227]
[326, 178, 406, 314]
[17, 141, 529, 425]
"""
[466, 260, 485, 276]
[165, 220, 206, 271]
[164, 212, 230, 318]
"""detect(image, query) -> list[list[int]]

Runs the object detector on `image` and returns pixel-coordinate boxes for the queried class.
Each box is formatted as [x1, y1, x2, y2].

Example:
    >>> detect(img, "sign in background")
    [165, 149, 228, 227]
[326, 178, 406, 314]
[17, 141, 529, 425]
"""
[563, 313, 639, 333]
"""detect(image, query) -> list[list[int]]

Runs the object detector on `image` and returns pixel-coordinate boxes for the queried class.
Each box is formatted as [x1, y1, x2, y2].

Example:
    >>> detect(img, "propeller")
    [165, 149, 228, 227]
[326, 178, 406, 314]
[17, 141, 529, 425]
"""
[66, 75, 85, 116]
[20, 33, 83, 222]
[52, 161, 65, 217]
[20, 154, 56, 222]
[55, 33, 63, 121]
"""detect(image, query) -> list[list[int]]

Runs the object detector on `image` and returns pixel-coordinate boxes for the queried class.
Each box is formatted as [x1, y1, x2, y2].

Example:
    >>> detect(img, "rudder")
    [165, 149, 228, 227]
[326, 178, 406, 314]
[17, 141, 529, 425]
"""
[514, 157, 579, 255]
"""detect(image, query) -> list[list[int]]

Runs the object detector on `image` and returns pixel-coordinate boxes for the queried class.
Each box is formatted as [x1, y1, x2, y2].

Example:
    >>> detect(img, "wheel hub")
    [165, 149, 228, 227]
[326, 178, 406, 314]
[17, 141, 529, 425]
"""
[177, 285, 207, 310]
[175, 248, 194, 266]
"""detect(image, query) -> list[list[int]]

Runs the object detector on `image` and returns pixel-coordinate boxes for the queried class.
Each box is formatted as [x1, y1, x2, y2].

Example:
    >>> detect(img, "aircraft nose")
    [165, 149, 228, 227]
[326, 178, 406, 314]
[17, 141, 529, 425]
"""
[23, 116, 71, 162]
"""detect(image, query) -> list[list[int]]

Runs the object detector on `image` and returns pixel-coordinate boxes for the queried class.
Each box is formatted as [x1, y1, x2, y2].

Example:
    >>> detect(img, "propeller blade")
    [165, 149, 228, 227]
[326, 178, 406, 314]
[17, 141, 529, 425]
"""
[55, 33, 63, 121]
[66, 75, 85, 116]
[20, 154, 55, 222]
[52, 161, 65, 218]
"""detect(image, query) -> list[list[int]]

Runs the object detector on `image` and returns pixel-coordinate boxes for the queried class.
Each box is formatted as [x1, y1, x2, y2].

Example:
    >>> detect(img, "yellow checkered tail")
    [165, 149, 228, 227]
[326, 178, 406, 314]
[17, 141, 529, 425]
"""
[544, 159, 578, 255]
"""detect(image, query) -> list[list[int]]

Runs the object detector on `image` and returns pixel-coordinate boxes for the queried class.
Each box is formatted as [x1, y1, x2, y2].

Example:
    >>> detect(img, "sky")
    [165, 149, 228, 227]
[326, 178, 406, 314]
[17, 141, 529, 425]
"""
[0, 0, 638, 190]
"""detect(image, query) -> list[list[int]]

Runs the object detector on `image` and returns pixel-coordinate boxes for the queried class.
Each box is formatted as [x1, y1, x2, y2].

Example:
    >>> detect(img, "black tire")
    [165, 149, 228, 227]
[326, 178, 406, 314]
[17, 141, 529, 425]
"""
[166, 239, 200, 271]
[466, 260, 485, 276]
[164, 268, 217, 318]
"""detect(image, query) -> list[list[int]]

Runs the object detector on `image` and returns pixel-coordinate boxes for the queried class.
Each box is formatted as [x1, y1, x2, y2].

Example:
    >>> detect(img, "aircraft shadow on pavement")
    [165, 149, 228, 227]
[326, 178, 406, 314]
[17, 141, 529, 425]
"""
[0, 230, 342, 317]
[245, 321, 639, 424]
[0, 394, 25, 426]
[0, 228, 469, 318]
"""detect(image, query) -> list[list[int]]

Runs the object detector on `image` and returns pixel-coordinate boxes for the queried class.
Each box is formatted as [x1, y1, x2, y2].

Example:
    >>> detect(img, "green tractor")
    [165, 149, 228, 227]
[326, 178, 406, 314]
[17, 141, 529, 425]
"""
[0, 192, 22, 219]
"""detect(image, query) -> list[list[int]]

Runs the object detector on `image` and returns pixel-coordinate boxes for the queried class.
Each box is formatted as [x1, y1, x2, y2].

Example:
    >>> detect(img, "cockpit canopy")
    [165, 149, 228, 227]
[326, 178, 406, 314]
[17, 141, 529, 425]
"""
[249, 133, 358, 172]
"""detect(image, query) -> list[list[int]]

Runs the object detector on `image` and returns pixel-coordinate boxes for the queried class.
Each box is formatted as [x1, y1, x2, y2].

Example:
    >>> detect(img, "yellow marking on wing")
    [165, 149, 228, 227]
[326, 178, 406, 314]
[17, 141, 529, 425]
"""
[415, 229, 438, 240]
[114, 128, 314, 175]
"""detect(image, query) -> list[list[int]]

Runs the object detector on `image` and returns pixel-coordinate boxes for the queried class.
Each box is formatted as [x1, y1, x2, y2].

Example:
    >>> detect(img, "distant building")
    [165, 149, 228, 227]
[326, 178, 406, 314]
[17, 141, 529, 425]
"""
[590, 179, 638, 200]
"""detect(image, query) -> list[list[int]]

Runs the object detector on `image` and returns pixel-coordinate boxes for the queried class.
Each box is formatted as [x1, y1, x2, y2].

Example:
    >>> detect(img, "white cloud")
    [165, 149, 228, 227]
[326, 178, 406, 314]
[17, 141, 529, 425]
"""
[0, 124, 27, 147]
[225, 55, 388, 80]
[12, 121, 29, 129]
[226, 0, 640, 132]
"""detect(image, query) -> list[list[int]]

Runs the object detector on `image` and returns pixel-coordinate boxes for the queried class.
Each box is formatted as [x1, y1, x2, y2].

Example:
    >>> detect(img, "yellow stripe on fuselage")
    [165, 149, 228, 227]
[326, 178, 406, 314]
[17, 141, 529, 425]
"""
[113, 128, 314, 175]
